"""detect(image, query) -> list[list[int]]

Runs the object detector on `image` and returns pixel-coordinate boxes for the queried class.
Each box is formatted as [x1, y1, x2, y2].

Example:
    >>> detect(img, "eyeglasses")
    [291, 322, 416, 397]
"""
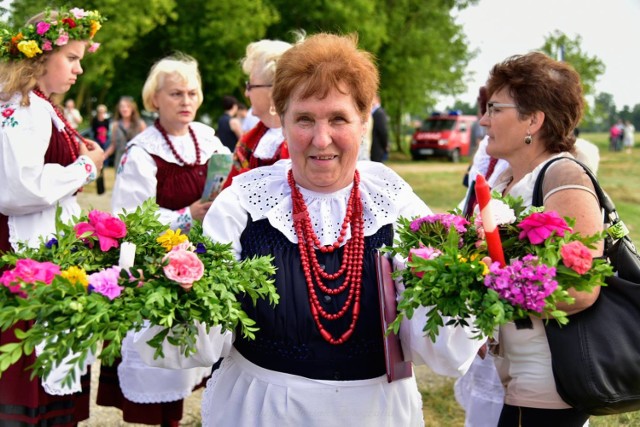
[245, 81, 273, 91]
[486, 102, 517, 117]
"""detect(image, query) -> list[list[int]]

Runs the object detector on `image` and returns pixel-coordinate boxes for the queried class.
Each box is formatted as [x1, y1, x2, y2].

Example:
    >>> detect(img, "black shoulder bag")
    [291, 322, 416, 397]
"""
[533, 156, 640, 415]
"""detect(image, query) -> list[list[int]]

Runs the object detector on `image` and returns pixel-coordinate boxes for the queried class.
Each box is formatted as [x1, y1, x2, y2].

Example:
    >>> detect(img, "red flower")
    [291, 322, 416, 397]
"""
[2, 108, 14, 118]
[62, 17, 77, 28]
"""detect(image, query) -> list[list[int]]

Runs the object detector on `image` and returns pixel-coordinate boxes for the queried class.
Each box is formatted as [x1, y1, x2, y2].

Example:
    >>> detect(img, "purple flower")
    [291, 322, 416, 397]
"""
[484, 254, 558, 313]
[45, 238, 58, 249]
[195, 243, 206, 254]
[88, 266, 123, 300]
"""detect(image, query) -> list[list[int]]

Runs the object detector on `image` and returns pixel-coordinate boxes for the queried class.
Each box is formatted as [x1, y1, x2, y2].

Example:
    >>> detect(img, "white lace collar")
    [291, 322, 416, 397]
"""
[231, 159, 412, 245]
[129, 122, 224, 164]
[253, 127, 284, 159]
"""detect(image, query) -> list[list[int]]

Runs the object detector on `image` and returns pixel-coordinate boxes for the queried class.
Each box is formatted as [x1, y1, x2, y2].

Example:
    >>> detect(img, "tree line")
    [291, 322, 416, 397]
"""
[2, 0, 636, 144]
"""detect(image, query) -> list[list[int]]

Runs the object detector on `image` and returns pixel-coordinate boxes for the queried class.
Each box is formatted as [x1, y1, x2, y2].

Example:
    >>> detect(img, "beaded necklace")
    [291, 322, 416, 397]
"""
[154, 119, 201, 167]
[32, 88, 82, 161]
[288, 169, 365, 345]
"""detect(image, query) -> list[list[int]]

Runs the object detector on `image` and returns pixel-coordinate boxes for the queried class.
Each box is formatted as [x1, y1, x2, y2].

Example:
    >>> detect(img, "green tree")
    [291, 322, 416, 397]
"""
[541, 30, 605, 129]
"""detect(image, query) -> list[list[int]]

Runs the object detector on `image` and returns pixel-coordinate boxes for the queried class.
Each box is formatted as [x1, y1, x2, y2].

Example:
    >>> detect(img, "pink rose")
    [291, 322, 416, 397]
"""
[41, 40, 53, 51]
[88, 42, 100, 53]
[74, 210, 127, 252]
[560, 241, 593, 274]
[409, 246, 442, 279]
[88, 266, 123, 300]
[69, 7, 88, 18]
[163, 250, 204, 291]
[36, 21, 51, 35]
[518, 211, 571, 245]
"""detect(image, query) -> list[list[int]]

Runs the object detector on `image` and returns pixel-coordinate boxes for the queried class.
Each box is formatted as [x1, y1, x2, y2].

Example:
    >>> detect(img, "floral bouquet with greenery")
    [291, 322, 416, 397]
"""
[387, 193, 613, 342]
[0, 199, 278, 387]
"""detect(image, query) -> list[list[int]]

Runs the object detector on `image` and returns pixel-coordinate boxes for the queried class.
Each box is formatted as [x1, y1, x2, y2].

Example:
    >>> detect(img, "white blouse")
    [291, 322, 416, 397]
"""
[111, 122, 230, 230]
[0, 92, 97, 250]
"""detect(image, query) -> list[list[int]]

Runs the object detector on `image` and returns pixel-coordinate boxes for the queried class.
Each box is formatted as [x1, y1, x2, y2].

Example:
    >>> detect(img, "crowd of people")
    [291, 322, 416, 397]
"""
[0, 4, 635, 427]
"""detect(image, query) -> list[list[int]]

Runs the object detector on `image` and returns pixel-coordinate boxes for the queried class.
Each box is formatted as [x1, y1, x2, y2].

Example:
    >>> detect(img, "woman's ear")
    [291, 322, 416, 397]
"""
[530, 110, 545, 134]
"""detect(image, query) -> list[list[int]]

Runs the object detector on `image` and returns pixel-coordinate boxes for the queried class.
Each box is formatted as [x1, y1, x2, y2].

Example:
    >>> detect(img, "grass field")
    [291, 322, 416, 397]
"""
[390, 132, 640, 426]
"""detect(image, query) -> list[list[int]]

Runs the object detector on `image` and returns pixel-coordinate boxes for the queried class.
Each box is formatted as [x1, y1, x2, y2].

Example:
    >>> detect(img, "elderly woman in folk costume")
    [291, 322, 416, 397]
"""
[104, 54, 229, 426]
[221, 38, 293, 189]
[133, 33, 482, 427]
[0, 7, 105, 426]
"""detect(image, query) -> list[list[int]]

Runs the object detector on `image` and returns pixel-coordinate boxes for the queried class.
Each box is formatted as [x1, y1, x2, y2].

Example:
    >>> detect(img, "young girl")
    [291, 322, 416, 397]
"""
[0, 7, 105, 426]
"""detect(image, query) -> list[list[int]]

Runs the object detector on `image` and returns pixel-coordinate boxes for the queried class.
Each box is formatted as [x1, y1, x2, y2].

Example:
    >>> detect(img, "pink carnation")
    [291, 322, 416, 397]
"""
[36, 21, 51, 35]
[41, 40, 53, 51]
[560, 241, 593, 274]
[517, 211, 571, 244]
[163, 249, 204, 291]
[0, 259, 60, 297]
[89, 266, 123, 300]
[74, 210, 127, 252]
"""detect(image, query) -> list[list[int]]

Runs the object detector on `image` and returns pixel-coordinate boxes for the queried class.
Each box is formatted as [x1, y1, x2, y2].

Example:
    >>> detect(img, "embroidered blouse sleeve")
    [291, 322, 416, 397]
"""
[202, 186, 247, 259]
[0, 102, 95, 216]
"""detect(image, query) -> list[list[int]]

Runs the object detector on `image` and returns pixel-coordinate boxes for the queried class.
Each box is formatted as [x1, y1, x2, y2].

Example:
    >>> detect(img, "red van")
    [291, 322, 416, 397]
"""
[410, 112, 477, 162]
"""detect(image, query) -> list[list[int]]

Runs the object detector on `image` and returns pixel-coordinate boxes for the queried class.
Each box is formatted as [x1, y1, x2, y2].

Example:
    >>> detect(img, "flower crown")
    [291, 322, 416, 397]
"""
[0, 7, 105, 60]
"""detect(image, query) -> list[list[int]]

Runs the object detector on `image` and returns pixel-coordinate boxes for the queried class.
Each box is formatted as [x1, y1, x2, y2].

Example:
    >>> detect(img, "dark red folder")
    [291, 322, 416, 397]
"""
[375, 251, 413, 382]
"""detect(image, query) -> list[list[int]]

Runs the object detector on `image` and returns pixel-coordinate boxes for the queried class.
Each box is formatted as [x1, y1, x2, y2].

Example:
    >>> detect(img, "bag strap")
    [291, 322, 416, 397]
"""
[532, 156, 629, 241]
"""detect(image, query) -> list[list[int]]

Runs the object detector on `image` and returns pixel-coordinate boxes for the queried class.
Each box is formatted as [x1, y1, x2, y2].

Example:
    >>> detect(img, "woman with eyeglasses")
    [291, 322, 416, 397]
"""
[221, 38, 294, 189]
[480, 52, 602, 427]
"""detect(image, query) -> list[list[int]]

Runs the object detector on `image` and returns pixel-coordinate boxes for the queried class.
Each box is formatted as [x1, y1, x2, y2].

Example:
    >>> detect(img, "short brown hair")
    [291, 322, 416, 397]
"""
[485, 52, 584, 153]
[272, 33, 379, 121]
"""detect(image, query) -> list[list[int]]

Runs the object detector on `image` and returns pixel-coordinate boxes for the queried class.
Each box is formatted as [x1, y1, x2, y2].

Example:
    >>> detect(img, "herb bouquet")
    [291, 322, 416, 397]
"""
[0, 199, 278, 387]
[387, 194, 613, 342]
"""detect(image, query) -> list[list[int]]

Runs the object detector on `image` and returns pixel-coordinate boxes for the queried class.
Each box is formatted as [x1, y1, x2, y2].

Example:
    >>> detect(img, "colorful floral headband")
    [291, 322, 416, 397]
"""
[0, 7, 105, 60]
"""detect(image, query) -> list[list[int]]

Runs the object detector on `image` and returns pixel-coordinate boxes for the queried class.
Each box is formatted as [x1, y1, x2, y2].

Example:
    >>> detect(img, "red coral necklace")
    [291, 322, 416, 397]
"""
[33, 88, 82, 162]
[154, 119, 201, 167]
[287, 169, 365, 345]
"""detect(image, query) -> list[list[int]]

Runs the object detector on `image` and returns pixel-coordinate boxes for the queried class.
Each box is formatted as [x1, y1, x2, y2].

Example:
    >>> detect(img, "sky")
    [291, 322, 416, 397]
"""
[438, 0, 640, 110]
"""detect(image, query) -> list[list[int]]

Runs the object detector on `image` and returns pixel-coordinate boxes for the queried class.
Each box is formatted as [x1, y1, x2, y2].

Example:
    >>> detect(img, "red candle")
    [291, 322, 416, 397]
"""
[475, 174, 506, 267]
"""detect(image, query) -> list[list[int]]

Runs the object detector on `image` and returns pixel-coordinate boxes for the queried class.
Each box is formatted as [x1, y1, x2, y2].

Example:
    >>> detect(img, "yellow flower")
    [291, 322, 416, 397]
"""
[17, 40, 42, 58]
[89, 20, 101, 38]
[157, 228, 188, 251]
[61, 266, 89, 288]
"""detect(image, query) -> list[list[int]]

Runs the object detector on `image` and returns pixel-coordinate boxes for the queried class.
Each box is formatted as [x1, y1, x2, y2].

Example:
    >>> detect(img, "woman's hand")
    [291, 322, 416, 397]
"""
[189, 199, 212, 221]
[79, 139, 104, 172]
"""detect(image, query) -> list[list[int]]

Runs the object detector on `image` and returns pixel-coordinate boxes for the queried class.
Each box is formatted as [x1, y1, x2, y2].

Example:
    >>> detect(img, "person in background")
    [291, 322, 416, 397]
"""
[63, 98, 83, 129]
[91, 104, 111, 150]
[91, 104, 111, 193]
[573, 128, 600, 175]
[240, 105, 260, 133]
[221, 38, 294, 189]
[103, 96, 147, 171]
[216, 95, 242, 151]
[102, 53, 230, 426]
[462, 86, 492, 188]
[133, 32, 482, 427]
[480, 52, 602, 427]
[623, 119, 635, 154]
[370, 93, 389, 162]
[0, 7, 105, 426]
